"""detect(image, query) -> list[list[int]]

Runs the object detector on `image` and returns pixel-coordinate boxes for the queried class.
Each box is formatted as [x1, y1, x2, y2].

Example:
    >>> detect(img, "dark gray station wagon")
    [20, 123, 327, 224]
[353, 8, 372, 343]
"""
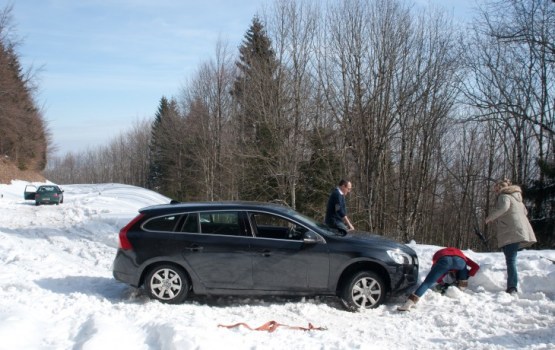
[112, 201, 418, 311]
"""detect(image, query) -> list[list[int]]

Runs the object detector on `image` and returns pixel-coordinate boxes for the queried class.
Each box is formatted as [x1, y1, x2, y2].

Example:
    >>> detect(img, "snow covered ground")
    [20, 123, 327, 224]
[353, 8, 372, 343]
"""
[0, 180, 554, 350]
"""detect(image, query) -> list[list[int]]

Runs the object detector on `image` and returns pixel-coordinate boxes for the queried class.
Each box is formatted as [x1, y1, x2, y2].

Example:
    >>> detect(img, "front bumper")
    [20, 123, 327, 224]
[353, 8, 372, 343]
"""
[389, 263, 419, 296]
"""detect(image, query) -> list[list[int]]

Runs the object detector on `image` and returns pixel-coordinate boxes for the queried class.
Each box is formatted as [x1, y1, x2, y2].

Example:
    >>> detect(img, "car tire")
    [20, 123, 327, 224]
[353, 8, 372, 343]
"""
[145, 264, 189, 304]
[35, 202, 40, 206]
[340, 271, 385, 311]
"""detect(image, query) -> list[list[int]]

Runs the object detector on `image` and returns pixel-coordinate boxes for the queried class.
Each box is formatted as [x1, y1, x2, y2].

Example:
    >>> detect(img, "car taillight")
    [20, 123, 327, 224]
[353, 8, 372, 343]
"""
[53, 194, 59, 197]
[118, 213, 144, 250]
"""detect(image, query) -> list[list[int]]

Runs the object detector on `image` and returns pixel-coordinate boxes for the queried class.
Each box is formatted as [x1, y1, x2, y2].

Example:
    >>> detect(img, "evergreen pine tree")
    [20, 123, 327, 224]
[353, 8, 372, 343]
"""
[0, 5, 48, 171]
[297, 128, 343, 219]
[148, 97, 183, 199]
[231, 17, 282, 201]
[147, 97, 169, 191]
[527, 156, 555, 248]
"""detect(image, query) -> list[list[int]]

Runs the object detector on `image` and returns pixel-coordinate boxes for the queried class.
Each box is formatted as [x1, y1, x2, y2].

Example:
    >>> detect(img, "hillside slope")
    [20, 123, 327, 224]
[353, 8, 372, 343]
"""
[0, 157, 45, 184]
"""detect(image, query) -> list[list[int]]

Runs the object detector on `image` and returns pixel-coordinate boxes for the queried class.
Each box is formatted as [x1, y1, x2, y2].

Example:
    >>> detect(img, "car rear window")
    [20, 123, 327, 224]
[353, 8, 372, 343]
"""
[141, 211, 251, 236]
[38, 186, 56, 192]
[143, 215, 182, 232]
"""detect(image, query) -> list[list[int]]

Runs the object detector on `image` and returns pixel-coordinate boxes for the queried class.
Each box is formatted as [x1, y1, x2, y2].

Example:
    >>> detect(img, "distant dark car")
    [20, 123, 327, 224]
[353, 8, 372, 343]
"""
[112, 202, 418, 311]
[24, 185, 64, 205]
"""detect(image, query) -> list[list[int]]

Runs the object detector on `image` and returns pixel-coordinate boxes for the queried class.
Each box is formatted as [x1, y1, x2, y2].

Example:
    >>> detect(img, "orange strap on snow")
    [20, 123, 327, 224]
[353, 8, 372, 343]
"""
[218, 320, 326, 332]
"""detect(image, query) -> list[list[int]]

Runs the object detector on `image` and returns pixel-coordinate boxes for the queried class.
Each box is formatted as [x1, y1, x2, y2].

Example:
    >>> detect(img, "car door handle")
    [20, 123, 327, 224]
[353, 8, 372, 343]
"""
[261, 249, 271, 257]
[185, 245, 203, 252]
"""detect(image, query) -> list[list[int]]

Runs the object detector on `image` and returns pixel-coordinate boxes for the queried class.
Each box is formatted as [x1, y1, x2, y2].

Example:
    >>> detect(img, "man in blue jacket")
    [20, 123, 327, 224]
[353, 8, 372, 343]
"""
[325, 179, 354, 235]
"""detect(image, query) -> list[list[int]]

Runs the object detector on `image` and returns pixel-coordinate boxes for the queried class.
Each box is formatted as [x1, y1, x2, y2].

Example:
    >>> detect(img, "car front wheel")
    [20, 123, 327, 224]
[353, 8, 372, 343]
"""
[340, 271, 385, 311]
[145, 265, 189, 304]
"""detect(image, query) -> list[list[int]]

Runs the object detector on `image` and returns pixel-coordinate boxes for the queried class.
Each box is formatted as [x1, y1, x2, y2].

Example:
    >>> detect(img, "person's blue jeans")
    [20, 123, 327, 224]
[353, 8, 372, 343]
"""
[414, 256, 468, 297]
[503, 242, 520, 290]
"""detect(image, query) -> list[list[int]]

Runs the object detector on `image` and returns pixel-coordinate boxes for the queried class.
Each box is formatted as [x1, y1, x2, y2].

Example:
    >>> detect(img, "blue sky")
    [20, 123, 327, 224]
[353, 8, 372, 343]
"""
[11, 0, 271, 155]
[9, 0, 476, 156]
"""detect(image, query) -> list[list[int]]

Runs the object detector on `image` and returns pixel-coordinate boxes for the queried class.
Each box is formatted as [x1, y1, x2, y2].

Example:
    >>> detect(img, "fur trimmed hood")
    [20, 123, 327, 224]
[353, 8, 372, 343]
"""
[499, 185, 523, 202]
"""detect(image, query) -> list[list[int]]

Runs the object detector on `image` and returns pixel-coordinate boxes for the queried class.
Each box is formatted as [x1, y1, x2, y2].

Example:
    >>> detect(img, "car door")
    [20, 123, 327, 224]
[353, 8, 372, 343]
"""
[24, 185, 37, 200]
[249, 212, 329, 291]
[179, 211, 253, 290]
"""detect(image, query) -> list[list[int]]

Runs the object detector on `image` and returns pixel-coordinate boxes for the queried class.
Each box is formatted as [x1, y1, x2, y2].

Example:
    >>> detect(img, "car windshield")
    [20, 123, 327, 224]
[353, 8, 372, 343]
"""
[281, 207, 341, 236]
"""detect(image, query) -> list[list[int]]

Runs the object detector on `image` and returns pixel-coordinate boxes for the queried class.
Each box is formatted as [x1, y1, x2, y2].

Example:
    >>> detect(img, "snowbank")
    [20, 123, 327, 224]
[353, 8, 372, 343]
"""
[0, 180, 554, 349]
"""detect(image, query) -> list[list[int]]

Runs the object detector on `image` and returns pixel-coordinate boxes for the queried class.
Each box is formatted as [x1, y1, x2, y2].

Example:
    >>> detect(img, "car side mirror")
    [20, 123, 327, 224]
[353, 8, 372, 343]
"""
[303, 231, 322, 244]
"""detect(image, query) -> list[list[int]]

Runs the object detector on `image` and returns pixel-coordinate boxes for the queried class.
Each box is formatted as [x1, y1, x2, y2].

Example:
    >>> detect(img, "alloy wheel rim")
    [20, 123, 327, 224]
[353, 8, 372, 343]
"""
[150, 268, 182, 300]
[352, 277, 381, 308]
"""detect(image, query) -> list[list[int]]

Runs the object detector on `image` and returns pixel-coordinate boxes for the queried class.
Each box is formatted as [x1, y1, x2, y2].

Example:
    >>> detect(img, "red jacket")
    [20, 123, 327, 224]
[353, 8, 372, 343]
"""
[432, 247, 480, 279]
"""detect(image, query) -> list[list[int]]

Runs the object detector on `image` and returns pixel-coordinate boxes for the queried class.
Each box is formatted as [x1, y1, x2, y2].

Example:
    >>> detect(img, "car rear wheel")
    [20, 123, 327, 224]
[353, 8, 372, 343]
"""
[145, 264, 189, 304]
[340, 271, 385, 311]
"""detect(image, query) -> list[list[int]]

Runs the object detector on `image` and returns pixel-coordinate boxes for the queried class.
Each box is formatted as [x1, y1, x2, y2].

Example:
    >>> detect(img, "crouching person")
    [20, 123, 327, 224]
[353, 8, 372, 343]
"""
[397, 247, 480, 311]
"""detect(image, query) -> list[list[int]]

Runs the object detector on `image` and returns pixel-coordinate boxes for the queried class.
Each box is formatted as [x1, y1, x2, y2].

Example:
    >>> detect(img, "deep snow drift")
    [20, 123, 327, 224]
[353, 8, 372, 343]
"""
[0, 181, 554, 350]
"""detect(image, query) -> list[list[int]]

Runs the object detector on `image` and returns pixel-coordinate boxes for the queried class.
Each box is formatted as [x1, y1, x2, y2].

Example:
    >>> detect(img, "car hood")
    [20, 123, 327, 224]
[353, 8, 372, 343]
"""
[340, 232, 415, 254]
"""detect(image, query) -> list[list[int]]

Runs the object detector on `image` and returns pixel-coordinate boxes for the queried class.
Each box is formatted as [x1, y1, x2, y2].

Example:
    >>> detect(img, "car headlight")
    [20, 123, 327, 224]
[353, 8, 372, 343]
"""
[387, 249, 412, 265]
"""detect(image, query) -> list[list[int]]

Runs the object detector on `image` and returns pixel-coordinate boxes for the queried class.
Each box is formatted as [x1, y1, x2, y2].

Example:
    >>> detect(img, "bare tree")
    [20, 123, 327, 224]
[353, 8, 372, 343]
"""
[317, 0, 461, 242]
[263, 0, 320, 209]
[45, 118, 151, 186]
[178, 39, 237, 201]
[43, 0, 555, 250]
[462, 0, 554, 228]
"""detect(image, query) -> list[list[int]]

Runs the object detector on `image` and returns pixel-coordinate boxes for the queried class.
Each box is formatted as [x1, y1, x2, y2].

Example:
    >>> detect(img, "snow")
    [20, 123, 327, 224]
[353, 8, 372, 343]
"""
[1, 180, 554, 350]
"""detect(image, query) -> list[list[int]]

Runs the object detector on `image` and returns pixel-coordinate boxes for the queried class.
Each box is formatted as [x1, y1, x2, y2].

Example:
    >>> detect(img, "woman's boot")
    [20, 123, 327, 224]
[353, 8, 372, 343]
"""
[397, 294, 419, 311]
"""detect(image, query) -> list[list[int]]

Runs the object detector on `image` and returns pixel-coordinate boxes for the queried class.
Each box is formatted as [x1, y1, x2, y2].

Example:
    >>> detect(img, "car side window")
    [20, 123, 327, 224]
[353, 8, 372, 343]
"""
[250, 212, 306, 240]
[199, 211, 245, 236]
[181, 213, 199, 233]
[143, 215, 182, 232]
